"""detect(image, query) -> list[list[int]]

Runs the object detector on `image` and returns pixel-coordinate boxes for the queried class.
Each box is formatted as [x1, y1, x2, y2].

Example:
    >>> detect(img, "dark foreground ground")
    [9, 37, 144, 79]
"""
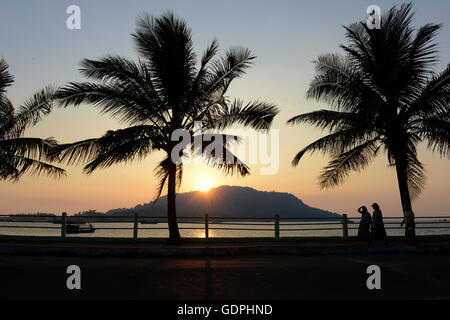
[1, 252, 450, 300]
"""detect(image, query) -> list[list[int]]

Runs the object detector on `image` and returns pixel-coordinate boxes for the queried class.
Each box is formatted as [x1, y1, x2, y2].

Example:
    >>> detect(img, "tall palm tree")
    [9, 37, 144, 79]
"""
[288, 3, 449, 222]
[55, 12, 278, 243]
[0, 59, 64, 181]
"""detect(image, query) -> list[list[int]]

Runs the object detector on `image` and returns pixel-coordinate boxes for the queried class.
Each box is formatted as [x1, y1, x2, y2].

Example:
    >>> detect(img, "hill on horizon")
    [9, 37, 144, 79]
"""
[106, 185, 340, 219]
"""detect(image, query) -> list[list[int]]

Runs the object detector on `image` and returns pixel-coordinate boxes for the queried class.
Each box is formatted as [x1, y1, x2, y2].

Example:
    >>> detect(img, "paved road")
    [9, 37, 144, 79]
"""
[1, 253, 450, 299]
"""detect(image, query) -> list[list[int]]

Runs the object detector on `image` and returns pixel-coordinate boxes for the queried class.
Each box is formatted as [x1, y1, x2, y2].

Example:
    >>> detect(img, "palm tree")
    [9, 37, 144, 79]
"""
[0, 59, 64, 181]
[55, 12, 278, 243]
[288, 3, 449, 223]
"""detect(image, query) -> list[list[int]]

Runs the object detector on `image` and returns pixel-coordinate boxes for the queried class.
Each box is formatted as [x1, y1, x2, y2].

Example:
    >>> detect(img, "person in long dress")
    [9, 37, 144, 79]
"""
[357, 206, 372, 242]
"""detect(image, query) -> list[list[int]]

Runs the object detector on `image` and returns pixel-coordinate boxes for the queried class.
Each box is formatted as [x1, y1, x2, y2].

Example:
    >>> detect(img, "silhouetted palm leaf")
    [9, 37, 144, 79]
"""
[0, 59, 63, 181]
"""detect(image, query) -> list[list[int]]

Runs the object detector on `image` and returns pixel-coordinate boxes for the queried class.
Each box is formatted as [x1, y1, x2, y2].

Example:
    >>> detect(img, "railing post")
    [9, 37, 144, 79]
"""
[61, 212, 67, 238]
[133, 212, 138, 239]
[275, 214, 280, 240]
[342, 214, 348, 239]
[205, 214, 209, 239]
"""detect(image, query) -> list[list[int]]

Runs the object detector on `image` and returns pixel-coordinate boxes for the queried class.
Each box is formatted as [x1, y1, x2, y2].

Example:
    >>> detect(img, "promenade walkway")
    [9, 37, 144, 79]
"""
[2, 252, 450, 299]
[1, 236, 450, 256]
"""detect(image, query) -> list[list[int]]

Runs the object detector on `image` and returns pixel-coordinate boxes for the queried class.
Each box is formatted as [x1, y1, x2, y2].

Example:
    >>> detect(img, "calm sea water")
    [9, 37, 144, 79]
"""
[1, 219, 449, 238]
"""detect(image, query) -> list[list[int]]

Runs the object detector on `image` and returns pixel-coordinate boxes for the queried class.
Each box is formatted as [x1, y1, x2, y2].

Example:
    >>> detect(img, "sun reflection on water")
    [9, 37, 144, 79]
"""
[191, 228, 215, 238]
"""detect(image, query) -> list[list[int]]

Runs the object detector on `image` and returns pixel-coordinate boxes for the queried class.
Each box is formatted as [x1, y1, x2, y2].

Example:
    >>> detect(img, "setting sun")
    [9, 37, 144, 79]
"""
[198, 180, 212, 192]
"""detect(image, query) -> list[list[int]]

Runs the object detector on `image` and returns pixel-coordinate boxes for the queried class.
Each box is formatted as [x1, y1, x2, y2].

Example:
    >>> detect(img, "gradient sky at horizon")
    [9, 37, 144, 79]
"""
[1, 0, 449, 216]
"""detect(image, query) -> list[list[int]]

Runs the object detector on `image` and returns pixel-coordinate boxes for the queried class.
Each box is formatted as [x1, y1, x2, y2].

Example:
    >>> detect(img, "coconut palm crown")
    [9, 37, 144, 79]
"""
[288, 3, 449, 218]
[0, 59, 63, 181]
[55, 12, 279, 243]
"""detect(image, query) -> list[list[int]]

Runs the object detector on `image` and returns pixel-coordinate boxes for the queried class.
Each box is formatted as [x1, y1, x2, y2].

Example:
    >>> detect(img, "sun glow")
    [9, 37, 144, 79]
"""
[198, 180, 212, 192]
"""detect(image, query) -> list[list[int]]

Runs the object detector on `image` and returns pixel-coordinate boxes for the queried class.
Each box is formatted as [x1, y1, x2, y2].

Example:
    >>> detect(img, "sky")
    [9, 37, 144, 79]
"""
[0, 0, 449, 216]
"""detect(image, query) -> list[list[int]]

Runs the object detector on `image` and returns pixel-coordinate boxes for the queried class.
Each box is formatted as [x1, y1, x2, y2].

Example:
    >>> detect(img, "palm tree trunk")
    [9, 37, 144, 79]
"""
[167, 161, 181, 244]
[395, 159, 413, 214]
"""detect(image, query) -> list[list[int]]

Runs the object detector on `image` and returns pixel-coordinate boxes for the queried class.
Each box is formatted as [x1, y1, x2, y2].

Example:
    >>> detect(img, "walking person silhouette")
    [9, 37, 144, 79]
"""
[371, 203, 387, 242]
[357, 206, 372, 242]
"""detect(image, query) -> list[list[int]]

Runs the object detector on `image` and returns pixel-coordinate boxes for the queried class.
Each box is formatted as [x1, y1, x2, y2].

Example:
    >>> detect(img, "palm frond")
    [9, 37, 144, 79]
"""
[184, 39, 220, 110]
[152, 157, 183, 202]
[0, 96, 14, 136]
[0, 59, 14, 93]
[185, 132, 249, 176]
[54, 138, 100, 166]
[182, 45, 257, 126]
[6, 86, 57, 137]
[0, 155, 65, 181]
[406, 23, 441, 79]
[132, 12, 197, 108]
[404, 144, 426, 199]
[319, 139, 379, 189]
[307, 53, 386, 112]
[190, 133, 241, 156]
[192, 39, 220, 91]
[0, 95, 13, 118]
[291, 128, 378, 166]
[203, 47, 255, 99]
[82, 134, 155, 174]
[56, 82, 166, 127]
[79, 56, 167, 118]
[341, 3, 440, 104]
[406, 63, 450, 118]
[0, 156, 19, 179]
[0, 137, 60, 162]
[80, 56, 145, 84]
[204, 147, 250, 177]
[200, 39, 220, 70]
[417, 116, 450, 158]
[56, 126, 161, 173]
[287, 110, 357, 131]
[0, 60, 61, 181]
[405, 157, 426, 199]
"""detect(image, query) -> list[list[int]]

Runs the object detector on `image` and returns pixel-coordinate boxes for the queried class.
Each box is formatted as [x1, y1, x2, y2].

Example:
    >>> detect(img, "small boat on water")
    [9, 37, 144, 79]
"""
[66, 223, 96, 234]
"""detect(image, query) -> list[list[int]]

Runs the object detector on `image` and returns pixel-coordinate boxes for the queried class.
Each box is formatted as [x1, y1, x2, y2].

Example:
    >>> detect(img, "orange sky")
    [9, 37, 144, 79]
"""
[1, 0, 449, 217]
[1, 103, 449, 217]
